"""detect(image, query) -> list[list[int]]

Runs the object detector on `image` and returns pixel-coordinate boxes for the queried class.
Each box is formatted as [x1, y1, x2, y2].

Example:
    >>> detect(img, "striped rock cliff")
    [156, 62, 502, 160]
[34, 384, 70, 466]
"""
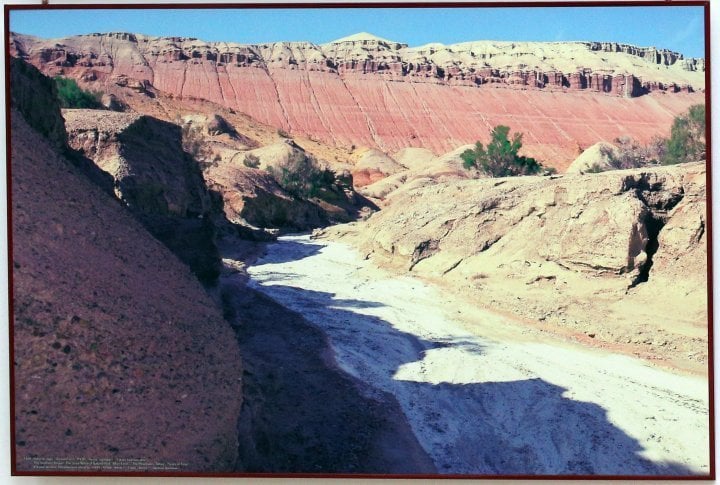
[11, 31, 706, 170]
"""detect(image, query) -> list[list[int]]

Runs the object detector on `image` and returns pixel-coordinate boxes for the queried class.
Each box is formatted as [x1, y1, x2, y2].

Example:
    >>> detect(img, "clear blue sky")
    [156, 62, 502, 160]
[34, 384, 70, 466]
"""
[9, 5, 706, 58]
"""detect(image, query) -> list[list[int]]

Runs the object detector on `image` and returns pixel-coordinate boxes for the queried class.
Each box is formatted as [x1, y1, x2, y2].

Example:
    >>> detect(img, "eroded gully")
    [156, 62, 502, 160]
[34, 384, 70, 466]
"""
[235, 234, 709, 476]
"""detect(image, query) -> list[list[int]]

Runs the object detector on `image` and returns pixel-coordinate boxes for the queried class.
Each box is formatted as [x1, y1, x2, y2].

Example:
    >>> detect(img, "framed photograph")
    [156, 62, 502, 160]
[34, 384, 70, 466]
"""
[4, 0, 713, 478]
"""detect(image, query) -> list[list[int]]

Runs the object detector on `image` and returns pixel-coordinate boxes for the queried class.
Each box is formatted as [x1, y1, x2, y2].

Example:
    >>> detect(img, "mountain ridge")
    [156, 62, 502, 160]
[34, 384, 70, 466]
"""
[11, 31, 706, 169]
[10, 31, 704, 92]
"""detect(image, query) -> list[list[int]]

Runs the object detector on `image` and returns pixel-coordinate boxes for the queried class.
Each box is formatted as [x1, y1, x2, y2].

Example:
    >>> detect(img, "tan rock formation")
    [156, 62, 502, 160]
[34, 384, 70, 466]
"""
[235, 140, 302, 171]
[11, 32, 706, 170]
[392, 147, 436, 171]
[352, 148, 406, 187]
[358, 145, 478, 202]
[566, 142, 620, 173]
[325, 163, 707, 372]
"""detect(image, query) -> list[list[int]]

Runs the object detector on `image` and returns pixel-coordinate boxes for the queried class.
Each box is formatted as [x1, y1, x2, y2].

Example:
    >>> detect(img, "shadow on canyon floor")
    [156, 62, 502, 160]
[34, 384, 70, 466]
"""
[234, 278, 700, 476]
[251, 237, 326, 265]
[229, 287, 436, 474]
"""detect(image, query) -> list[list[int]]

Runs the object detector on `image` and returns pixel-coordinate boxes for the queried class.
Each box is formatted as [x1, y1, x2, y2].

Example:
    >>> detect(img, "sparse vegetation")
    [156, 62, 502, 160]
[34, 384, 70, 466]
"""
[53, 77, 102, 109]
[662, 104, 705, 165]
[181, 123, 210, 160]
[461, 125, 544, 177]
[599, 136, 650, 170]
[589, 104, 705, 173]
[266, 151, 335, 199]
[182, 124, 201, 158]
[585, 163, 606, 174]
[179, 122, 223, 169]
[243, 153, 261, 168]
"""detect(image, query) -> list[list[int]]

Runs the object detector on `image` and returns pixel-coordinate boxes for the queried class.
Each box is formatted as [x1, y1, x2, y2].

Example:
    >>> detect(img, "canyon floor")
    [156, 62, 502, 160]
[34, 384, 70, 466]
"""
[237, 234, 709, 476]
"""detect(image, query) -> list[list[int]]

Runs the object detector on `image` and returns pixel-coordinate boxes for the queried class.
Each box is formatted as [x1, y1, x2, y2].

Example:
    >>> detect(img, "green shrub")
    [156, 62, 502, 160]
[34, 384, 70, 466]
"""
[662, 104, 705, 165]
[461, 125, 544, 177]
[267, 151, 334, 199]
[53, 76, 102, 109]
[585, 163, 606, 174]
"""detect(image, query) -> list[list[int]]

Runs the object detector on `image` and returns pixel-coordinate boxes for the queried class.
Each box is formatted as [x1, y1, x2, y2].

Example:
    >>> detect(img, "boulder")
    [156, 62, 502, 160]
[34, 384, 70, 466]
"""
[206, 113, 234, 135]
[352, 148, 405, 187]
[205, 163, 327, 232]
[100, 93, 123, 111]
[566, 142, 619, 173]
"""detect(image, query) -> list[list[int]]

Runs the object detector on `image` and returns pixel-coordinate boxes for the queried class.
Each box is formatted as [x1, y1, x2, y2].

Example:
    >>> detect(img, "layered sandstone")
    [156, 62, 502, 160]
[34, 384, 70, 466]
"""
[324, 163, 707, 372]
[11, 31, 705, 170]
[356, 145, 478, 200]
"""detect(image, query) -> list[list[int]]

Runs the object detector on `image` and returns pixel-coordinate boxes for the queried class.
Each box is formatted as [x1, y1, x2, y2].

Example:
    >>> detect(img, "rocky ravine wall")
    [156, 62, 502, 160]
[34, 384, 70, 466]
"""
[11, 111, 244, 472]
[10, 58, 243, 472]
[62, 109, 223, 283]
[11, 32, 706, 170]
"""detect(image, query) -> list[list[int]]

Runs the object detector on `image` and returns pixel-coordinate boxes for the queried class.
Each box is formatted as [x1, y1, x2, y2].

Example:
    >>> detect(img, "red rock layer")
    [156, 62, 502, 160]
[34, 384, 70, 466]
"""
[11, 32, 706, 169]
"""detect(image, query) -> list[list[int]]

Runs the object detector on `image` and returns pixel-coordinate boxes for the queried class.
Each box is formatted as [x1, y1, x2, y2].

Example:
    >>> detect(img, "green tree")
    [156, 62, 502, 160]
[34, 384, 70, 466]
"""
[53, 77, 102, 109]
[662, 104, 705, 165]
[461, 125, 543, 177]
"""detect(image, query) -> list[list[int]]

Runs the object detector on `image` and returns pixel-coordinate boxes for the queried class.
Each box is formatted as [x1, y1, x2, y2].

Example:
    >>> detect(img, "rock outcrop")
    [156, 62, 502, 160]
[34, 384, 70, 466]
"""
[9, 56, 68, 150]
[11, 32, 706, 170]
[566, 142, 619, 173]
[205, 140, 368, 234]
[326, 163, 707, 370]
[11, 106, 243, 471]
[63, 109, 222, 283]
[205, 164, 328, 233]
[357, 145, 478, 201]
[352, 149, 406, 187]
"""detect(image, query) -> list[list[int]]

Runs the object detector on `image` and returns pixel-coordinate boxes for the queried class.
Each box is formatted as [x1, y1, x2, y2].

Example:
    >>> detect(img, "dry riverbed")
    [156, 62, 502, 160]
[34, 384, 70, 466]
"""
[244, 234, 710, 476]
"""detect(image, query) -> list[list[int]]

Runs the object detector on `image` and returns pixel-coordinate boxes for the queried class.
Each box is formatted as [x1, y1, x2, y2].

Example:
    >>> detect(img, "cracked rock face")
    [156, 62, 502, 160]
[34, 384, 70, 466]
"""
[205, 163, 328, 233]
[10, 31, 705, 170]
[356, 166, 701, 281]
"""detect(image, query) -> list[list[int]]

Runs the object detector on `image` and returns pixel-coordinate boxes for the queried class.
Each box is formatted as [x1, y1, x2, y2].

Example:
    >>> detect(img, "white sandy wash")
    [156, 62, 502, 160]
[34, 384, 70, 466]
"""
[246, 235, 709, 475]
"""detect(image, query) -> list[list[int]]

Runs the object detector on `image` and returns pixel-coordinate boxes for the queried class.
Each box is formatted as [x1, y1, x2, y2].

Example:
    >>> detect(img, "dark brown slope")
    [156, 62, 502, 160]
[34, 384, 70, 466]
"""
[10, 106, 243, 471]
